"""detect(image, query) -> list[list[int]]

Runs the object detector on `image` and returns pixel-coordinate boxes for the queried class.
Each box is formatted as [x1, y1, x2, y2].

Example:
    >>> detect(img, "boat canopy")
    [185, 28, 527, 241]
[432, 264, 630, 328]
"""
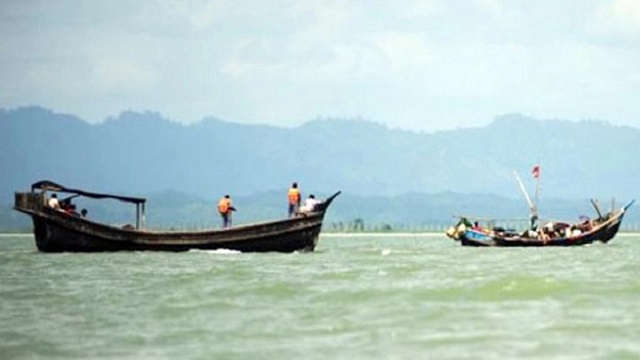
[31, 180, 146, 205]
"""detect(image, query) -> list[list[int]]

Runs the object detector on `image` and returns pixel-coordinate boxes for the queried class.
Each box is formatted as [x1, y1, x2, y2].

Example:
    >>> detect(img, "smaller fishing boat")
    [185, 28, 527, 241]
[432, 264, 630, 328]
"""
[446, 167, 634, 247]
[14, 180, 340, 253]
[446, 200, 634, 247]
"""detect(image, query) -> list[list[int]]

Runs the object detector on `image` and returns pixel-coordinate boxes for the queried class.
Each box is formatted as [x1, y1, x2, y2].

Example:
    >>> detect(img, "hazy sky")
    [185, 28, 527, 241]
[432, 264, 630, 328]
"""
[1, 0, 639, 131]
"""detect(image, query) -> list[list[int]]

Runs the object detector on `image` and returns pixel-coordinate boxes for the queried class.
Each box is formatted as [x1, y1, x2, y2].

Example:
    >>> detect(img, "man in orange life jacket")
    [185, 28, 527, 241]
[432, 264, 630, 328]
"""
[288, 182, 301, 218]
[218, 195, 236, 228]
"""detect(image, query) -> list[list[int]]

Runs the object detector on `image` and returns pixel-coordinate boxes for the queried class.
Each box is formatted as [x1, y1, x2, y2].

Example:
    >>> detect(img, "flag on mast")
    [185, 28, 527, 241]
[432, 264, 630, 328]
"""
[532, 164, 540, 179]
[532, 164, 541, 205]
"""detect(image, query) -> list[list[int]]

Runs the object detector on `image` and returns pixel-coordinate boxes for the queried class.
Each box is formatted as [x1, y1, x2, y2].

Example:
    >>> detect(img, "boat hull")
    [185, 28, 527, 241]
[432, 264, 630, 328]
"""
[30, 212, 323, 253]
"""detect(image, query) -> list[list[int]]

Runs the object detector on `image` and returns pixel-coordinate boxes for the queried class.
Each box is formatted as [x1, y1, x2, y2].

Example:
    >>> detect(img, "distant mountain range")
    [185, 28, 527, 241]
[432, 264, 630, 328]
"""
[1, 106, 639, 230]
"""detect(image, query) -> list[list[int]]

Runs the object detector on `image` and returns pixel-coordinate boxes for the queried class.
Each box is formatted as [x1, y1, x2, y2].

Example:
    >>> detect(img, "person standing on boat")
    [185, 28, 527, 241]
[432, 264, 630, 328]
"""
[288, 182, 301, 218]
[217, 195, 236, 228]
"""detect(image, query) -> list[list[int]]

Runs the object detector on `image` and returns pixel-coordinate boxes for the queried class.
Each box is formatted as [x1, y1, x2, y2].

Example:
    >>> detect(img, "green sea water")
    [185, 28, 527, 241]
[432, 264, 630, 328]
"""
[1, 233, 640, 360]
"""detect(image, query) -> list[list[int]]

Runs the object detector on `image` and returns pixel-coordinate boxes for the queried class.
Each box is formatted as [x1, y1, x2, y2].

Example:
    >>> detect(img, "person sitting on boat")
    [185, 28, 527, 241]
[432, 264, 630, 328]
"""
[47, 193, 60, 209]
[67, 204, 80, 217]
[553, 222, 569, 237]
[288, 182, 301, 218]
[298, 194, 320, 215]
[543, 222, 557, 238]
[218, 195, 236, 228]
[538, 226, 553, 242]
[569, 225, 582, 237]
[81, 209, 88, 218]
[578, 217, 593, 232]
[59, 198, 71, 212]
[472, 221, 484, 232]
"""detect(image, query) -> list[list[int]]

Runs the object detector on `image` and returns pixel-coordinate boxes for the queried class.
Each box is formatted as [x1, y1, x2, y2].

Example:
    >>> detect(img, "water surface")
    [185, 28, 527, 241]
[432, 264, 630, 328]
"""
[1, 233, 639, 359]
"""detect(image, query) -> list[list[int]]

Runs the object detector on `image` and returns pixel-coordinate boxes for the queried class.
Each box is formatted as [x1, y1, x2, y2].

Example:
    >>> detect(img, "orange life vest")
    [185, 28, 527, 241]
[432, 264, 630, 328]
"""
[288, 188, 300, 205]
[218, 198, 231, 214]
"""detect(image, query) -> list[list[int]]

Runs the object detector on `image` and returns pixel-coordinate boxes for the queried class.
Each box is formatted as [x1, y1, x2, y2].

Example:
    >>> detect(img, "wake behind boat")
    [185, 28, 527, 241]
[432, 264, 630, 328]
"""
[14, 180, 340, 253]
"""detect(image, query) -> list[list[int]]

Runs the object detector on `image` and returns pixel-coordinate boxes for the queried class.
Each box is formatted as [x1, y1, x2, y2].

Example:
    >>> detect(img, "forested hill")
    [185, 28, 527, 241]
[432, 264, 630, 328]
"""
[2, 106, 639, 204]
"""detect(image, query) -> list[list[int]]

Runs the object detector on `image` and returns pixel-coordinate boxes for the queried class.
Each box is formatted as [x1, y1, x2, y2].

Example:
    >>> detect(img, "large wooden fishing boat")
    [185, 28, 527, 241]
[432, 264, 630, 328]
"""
[446, 200, 634, 247]
[14, 180, 340, 253]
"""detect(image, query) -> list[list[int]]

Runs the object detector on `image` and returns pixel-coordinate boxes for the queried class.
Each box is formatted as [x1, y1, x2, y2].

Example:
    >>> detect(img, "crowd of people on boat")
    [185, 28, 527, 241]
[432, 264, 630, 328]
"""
[467, 217, 595, 242]
[519, 219, 594, 241]
[450, 214, 599, 243]
[47, 193, 88, 218]
[216, 181, 323, 228]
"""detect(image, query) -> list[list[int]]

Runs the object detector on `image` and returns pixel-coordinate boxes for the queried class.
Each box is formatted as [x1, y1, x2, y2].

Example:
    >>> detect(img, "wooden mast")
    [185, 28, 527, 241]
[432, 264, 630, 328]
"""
[513, 170, 538, 229]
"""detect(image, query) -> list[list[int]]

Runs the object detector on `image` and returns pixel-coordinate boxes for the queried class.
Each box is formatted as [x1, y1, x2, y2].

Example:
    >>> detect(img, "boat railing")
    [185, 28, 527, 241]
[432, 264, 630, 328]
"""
[15, 192, 46, 212]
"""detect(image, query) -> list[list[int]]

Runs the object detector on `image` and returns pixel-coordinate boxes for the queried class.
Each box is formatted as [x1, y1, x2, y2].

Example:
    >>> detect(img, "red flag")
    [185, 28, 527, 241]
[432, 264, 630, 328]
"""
[532, 164, 540, 179]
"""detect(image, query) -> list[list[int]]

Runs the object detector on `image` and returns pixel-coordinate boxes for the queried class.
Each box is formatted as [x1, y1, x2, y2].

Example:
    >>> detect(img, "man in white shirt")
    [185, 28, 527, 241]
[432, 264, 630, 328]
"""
[299, 194, 320, 215]
[48, 193, 60, 209]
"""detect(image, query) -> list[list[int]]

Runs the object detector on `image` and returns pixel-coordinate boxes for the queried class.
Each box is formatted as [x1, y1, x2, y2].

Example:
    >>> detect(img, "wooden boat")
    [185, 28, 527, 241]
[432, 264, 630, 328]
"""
[14, 180, 340, 253]
[446, 200, 634, 247]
